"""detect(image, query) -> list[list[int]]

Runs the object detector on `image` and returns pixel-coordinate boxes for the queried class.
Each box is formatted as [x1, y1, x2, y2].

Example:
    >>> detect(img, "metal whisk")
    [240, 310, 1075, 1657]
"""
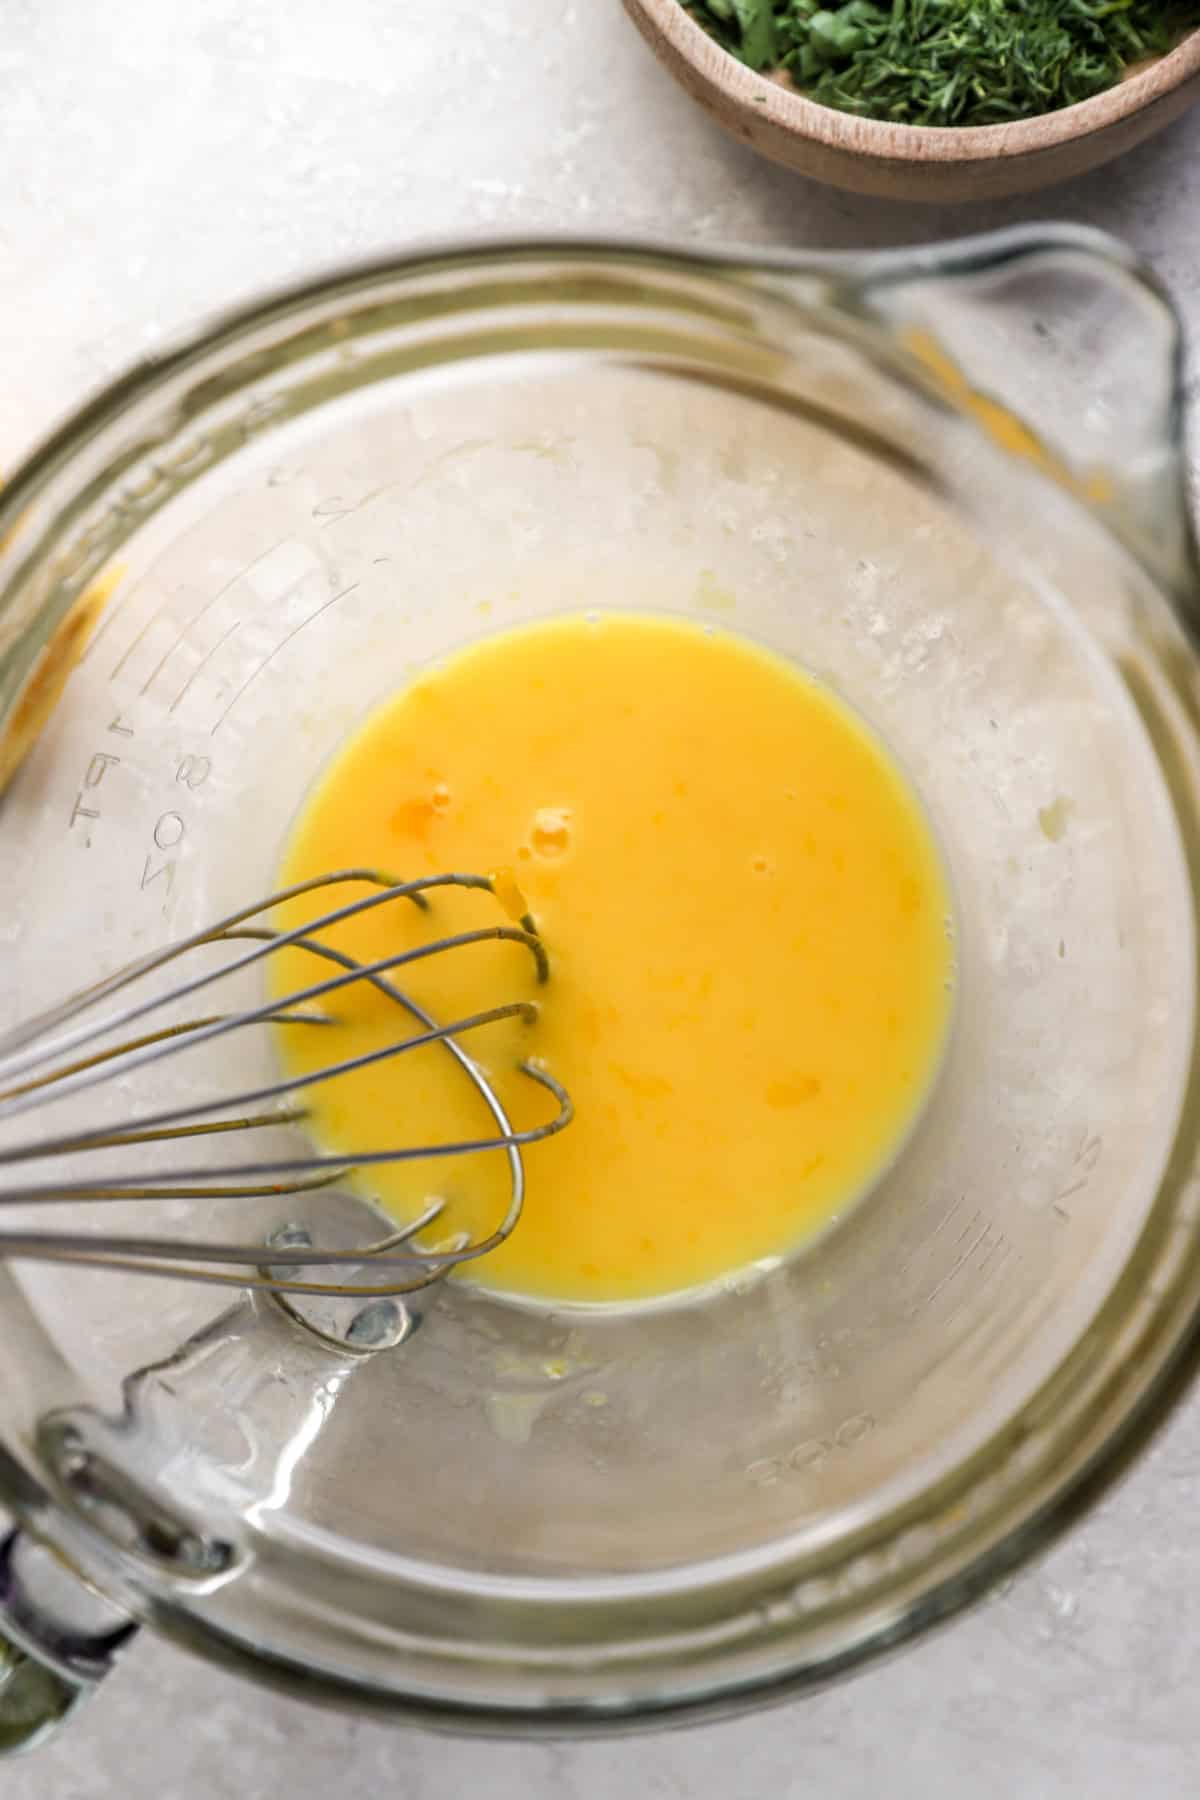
[0, 870, 573, 1301]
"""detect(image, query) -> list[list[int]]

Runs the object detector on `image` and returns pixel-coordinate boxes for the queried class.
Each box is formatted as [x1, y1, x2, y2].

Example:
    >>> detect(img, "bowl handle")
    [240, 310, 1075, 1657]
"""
[819, 226, 1200, 627]
[0, 1527, 137, 1755]
[0, 1267, 417, 1754]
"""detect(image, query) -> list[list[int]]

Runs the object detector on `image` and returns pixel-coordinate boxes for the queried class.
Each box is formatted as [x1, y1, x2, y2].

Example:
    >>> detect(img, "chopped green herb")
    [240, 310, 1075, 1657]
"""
[681, 0, 1200, 127]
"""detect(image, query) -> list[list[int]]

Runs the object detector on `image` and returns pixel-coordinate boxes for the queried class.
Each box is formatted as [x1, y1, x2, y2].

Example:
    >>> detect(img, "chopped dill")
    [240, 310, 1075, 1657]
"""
[682, 0, 1200, 127]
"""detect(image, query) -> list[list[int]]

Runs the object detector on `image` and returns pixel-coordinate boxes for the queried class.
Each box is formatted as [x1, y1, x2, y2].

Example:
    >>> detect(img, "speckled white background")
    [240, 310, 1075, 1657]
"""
[4, 2, 1200, 1793]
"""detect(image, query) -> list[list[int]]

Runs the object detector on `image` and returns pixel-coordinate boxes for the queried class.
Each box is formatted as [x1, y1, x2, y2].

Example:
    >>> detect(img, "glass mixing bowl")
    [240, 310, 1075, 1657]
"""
[2, 226, 1200, 1744]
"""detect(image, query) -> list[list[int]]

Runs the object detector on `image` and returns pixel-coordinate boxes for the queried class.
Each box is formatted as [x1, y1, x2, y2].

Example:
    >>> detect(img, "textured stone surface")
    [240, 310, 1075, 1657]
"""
[3, 1, 1200, 1793]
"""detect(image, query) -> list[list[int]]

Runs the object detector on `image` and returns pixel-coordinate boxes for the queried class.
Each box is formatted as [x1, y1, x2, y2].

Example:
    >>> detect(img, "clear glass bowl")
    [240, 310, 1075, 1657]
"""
[2, 227, 1200, 1735]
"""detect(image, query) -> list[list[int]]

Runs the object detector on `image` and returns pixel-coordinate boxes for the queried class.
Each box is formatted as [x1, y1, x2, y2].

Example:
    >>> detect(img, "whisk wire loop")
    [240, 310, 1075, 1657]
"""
[0, 871, 573, 1297]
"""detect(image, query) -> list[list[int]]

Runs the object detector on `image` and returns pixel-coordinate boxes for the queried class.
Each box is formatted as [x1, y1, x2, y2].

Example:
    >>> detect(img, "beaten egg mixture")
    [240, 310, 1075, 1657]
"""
[271, 612, 953, 1304]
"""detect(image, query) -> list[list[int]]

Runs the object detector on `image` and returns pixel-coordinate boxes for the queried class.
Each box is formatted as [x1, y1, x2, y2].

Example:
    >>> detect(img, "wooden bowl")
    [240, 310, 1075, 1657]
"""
[622, 0, 1200, 201]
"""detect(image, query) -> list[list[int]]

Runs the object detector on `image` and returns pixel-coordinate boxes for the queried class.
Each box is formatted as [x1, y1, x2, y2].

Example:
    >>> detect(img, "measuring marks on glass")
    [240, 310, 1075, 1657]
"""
[207, 571, 359, 737]
[740, 1207, 1021, 1496]
[745, 1412, 876, 1491]
[102, 539, 358, 740]
[66, 720, 131, 847]
[66, 706, 213, 908]
[898, 1196, 1017, 1337]
[75, 535, 365, 907]
[139, 753, 212, 899]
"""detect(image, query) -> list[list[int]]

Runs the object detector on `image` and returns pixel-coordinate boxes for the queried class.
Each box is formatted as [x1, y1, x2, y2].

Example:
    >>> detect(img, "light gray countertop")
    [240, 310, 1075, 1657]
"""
[4, 3, 1200, 1794]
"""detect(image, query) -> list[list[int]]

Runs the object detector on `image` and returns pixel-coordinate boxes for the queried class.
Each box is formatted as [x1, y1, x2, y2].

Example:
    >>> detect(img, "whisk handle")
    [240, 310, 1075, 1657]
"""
[0, 1528, 136, 1755]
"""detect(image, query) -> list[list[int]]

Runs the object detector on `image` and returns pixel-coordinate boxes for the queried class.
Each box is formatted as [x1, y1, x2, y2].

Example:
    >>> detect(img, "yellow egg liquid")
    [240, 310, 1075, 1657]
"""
[271, 613, 953, 1305]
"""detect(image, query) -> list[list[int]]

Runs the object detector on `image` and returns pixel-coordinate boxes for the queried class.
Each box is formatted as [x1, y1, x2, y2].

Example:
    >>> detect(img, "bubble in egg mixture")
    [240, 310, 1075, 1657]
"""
[530, 806, 573, 859]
